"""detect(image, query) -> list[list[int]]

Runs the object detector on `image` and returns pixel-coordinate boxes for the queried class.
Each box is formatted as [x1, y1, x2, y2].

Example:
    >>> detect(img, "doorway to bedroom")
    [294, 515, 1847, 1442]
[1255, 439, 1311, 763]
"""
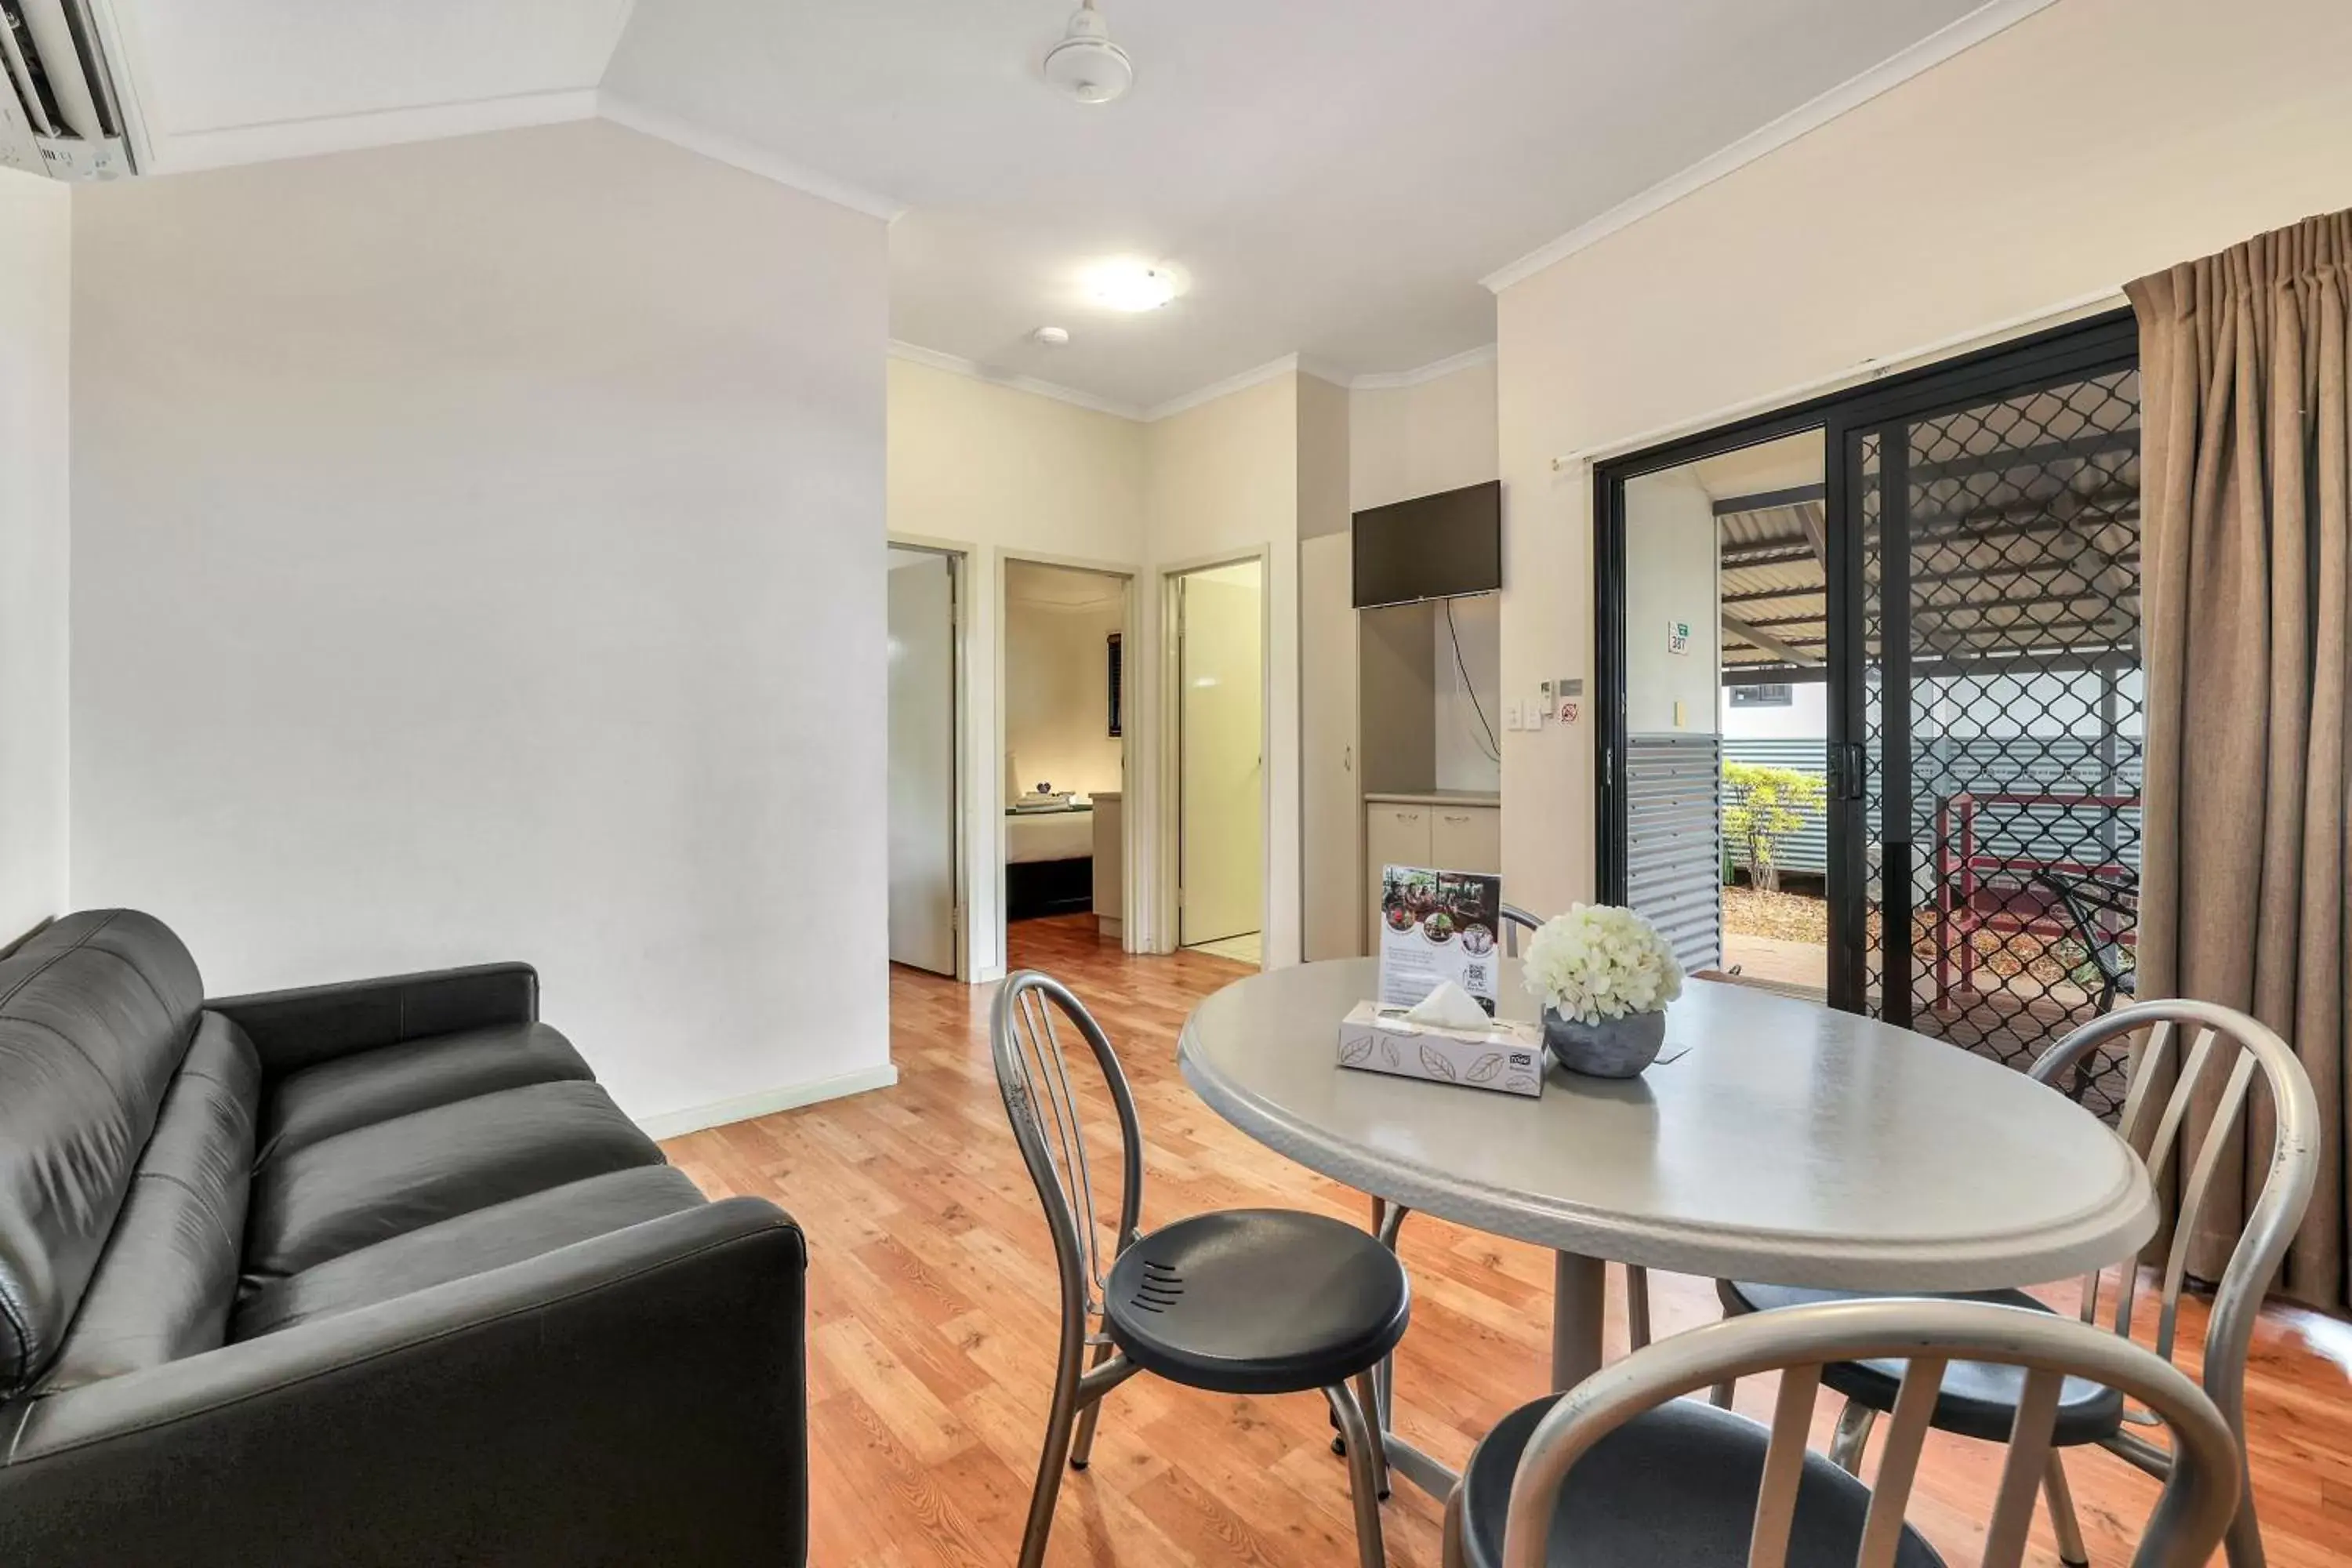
[1001, 560, 1131, 956]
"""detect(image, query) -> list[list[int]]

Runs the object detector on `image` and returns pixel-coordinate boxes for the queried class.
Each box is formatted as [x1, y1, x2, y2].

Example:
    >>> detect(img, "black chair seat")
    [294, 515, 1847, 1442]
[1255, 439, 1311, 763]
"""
[1459, 1393, 1947, 1568]
[1103, 1209, 1408, 1396]
[1725, 1282, 2127, 1445]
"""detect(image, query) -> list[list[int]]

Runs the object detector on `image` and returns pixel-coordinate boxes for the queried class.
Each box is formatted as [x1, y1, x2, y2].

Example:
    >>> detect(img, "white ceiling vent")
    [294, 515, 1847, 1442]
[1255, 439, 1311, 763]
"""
[1, 0, 136, 180]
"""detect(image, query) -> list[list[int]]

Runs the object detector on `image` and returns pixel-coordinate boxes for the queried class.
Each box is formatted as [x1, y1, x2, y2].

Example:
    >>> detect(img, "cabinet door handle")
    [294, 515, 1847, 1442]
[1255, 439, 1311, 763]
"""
[1441, 813, 1470, 823]
[1343, 745, 1352, 772]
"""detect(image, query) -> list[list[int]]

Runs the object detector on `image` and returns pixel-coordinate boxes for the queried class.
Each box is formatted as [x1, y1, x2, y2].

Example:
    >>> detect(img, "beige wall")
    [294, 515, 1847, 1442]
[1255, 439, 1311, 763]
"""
[1352, 359, 1504, 794]
[1350, 358, 1499, 513]
[1495, 0, 2352, 915]
[1142, 372, 1303, 964]
[0, 173, 70, 948]
[1004, 579, 1124, 800]
[887, 357, 1147, 975]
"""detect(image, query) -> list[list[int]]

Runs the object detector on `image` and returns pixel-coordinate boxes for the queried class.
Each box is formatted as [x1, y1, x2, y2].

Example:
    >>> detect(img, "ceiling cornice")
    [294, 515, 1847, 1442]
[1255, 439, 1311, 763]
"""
[1142, 352, 1341, 423]
[145, 88, 601, 174]
[1480, 0, 2062, 293]
[598, 93, 906, 221]
[1350, 342, 1497, 391]
[887, 340, 1146, 420]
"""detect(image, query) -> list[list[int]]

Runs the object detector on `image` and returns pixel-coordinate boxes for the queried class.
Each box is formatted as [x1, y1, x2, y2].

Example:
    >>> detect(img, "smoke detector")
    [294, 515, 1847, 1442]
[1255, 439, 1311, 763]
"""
[1042, 1, 1133, 106]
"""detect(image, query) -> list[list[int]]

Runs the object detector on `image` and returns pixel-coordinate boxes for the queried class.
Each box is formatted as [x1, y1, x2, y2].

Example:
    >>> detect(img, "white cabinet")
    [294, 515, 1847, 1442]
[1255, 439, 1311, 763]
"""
[1364, 802, 1430, 951]
[1431, 804, 1501, 876]
[1361, 797, 1501, 950]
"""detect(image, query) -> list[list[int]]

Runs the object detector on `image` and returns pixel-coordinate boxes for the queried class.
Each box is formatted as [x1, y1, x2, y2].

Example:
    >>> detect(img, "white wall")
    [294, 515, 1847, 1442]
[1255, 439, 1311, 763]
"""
[1432, 594, 1501, 791]
[1496, 0, 2352, 914]
[1722, 682, 1829, 742]
[1003, 579, 1123, 800]
[1623, 470, 1722, 736]
[887, 356, 1146, 976]
[0, 173, 71, 947]
[69, 120, 891, 1131]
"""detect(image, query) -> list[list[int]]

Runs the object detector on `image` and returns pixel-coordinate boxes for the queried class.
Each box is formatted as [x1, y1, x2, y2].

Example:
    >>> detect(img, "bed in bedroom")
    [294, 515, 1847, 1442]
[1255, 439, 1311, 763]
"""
[1006, 805, 1094, 920]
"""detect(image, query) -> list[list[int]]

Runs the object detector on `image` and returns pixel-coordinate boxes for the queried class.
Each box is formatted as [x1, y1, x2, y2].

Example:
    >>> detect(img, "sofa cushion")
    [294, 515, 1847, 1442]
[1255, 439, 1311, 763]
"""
[231, 1165, 707, 1340]
[0, 910, 206, 1395]
[258, 1022, 593, 1163]
[42, 1014, 262, 1392]
[243, 1080, 665, 1283]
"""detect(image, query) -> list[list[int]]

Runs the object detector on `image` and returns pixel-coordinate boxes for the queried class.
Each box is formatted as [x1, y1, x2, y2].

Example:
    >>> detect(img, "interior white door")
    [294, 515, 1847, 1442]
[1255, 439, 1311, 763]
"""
[1178, 561, 1265, 946]
[887, 551, 957, 975]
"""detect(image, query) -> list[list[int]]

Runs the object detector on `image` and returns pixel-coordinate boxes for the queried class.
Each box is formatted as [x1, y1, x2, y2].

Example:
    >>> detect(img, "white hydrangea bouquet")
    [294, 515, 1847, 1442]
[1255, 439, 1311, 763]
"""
[1522, 905, 1683, 1078]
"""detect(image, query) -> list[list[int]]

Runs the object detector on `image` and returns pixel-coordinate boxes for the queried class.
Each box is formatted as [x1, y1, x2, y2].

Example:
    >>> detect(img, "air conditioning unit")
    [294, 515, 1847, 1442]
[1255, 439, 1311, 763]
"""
[0, 0, 135, 181]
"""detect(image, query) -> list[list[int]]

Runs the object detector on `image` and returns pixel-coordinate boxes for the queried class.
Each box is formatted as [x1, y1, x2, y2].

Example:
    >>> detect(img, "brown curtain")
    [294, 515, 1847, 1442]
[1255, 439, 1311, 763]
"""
[2128, 211, 2350, 1312]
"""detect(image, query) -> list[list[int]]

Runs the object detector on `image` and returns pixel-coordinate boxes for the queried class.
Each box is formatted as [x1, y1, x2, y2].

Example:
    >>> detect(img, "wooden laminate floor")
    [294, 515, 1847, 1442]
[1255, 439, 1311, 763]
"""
[662, 915, 2352, 1567]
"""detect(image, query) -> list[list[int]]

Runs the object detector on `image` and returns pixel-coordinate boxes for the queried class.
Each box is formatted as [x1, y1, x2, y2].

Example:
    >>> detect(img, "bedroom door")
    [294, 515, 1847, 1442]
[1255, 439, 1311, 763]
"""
[1176, 559, 1265, 949]
[887, 548, 959, 975]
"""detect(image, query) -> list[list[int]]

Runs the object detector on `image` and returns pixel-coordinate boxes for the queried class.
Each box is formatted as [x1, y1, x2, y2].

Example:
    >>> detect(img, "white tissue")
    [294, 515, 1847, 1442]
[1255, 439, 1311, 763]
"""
[1403, 981, 1490, 1031]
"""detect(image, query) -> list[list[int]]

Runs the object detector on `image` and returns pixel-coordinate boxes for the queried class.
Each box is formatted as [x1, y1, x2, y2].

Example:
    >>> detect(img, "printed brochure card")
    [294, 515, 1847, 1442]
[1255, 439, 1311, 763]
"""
[1375, 865, 1504, 1014]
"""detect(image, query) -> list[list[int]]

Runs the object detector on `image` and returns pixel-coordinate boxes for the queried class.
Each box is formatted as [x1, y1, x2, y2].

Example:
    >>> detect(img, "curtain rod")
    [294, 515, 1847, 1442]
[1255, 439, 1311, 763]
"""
[1548, 286, 2129, 472]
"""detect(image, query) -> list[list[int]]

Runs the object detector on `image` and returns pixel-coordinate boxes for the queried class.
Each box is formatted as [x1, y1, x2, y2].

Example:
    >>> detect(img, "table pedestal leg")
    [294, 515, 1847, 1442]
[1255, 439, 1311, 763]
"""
[1550, 1250, 1608, 1390]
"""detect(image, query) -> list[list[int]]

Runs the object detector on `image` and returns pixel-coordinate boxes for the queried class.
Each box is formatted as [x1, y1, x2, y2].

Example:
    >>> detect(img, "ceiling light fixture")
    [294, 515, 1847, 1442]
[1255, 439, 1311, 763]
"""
[1033, 326, 1071, 347]
[1088, 261, 1181, 312]
[1043, 1, 1134, 106]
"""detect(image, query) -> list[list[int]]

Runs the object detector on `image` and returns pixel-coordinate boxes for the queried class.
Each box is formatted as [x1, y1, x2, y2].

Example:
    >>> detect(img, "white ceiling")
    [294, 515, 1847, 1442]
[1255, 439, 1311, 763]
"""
[106, 0, 2020, 412]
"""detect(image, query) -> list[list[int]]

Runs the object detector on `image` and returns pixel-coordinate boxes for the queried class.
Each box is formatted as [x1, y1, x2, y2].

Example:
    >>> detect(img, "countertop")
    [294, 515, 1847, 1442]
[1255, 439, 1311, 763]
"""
[1362, 790, 1501, 808]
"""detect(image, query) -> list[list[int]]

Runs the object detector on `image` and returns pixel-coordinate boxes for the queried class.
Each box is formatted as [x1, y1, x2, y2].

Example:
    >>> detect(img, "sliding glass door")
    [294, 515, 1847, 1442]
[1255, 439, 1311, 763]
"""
[1602, 311, 2143, 1094]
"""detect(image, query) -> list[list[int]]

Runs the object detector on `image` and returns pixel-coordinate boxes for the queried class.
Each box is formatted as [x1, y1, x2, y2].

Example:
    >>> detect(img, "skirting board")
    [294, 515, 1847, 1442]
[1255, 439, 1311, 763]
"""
[634, 1062, 899, 1141]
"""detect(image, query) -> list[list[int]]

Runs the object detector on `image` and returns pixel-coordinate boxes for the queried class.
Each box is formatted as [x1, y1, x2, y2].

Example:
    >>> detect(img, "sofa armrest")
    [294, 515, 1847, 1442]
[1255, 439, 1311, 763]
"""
[207, 962, 541, 1076]
[0, 1196, 805, 1568]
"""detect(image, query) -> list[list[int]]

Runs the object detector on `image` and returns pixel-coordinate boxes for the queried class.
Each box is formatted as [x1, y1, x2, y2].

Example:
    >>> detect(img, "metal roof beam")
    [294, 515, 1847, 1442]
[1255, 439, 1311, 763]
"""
[1722, 612, 1822, 666]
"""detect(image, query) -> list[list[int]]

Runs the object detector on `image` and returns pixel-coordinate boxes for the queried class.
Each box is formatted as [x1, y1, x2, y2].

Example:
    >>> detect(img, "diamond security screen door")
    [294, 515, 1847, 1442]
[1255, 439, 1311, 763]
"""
[1832, 330, 2141, 1117]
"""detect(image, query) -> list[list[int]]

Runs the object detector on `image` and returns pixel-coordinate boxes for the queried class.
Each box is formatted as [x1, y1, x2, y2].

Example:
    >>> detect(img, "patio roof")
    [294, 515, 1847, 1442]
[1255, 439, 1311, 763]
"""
[1717, 374, 2142, 684]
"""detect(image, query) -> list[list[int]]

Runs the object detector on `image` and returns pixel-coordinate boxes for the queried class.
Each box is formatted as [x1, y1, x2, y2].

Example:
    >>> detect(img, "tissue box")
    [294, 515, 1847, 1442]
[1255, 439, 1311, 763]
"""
[1336, 1002, 1547, 1098]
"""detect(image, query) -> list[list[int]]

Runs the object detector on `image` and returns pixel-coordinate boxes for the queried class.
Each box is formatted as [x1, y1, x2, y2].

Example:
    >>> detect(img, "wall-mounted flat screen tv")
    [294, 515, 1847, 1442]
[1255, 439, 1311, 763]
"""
[1351, 480, 1502, 608]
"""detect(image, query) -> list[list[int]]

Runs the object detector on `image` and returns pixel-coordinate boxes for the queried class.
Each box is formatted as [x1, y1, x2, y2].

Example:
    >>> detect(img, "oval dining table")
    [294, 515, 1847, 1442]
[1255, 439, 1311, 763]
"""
[1176, 957, 2158, 1500]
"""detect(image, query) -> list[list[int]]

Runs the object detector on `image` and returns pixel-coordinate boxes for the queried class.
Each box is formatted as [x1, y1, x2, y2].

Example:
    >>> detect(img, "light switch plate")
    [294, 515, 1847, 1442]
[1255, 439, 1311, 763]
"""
[1503, 701, 1523, 731]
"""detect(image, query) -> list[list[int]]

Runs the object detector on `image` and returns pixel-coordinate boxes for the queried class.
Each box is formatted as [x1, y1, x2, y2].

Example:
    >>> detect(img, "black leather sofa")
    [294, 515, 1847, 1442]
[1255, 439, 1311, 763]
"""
[0, 909, 807, 1566]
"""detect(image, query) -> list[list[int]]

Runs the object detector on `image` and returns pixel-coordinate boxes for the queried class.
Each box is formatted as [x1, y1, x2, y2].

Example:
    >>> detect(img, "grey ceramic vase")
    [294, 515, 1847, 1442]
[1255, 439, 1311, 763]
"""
[1541, 1006, 1668, 1079]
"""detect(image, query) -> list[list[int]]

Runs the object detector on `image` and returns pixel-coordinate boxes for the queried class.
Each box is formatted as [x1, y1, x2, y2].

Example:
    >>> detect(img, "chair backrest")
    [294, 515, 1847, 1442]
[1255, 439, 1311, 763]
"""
[1501, 903, 1541, 958]
[2028, 999, 2320, 1442]
[989, 971, 1146, 1336]
[1499, 1298, 2240, 1568]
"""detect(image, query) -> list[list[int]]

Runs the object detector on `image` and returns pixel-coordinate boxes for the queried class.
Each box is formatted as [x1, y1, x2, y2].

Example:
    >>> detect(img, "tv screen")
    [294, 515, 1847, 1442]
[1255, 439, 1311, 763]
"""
[1351, 480, 1502, 608]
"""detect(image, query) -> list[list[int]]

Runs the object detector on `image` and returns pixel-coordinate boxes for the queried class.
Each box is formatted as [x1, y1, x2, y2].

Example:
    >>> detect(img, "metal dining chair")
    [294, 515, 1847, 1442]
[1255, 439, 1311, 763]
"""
[1709, 999, 2320, 1568]
[1443, 1295, 2241, 1568]
[991, 970, 1412, 1568]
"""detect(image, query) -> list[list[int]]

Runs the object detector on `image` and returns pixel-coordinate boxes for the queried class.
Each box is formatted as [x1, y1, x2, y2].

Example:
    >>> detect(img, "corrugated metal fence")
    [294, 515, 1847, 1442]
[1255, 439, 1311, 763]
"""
[1626, 734, 1723, 974]
[1721, 737, 2143, 879]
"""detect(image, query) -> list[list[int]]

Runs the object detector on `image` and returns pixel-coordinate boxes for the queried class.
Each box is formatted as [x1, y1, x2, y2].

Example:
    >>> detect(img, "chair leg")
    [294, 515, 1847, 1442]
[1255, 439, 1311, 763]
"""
[1441, 1482, 1468, 1568]
[2043, 1452, 2090, 1568]
[1709, 1276, 1752, 1408]
[1067, 1339, 1116, 1470]
[1016, 1339, 1088, 1568]
[1827, 1399, 1876, 1475]
[1625, 1264, 1653, 1352]
[1326, 1381, 1389, 1568]
[1352, 1370, 1391, 1500]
